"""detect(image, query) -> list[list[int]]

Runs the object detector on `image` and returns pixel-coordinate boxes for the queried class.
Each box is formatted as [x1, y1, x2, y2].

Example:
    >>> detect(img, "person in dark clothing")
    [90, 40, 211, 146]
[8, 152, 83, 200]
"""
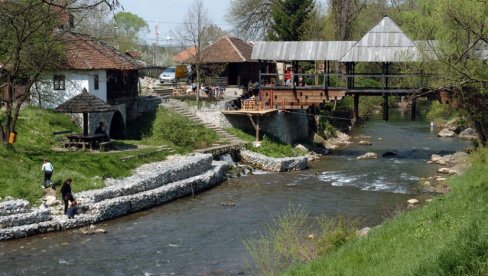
[95, 122, 107, 135]
[66, 201, 78, 219]
[61, 178, 75, 215]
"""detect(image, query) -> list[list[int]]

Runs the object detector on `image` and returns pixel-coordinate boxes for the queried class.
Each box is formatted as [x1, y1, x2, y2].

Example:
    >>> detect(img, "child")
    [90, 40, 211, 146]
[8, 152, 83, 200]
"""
[41, 159, 54, 189]
[67, 200, 78, 219]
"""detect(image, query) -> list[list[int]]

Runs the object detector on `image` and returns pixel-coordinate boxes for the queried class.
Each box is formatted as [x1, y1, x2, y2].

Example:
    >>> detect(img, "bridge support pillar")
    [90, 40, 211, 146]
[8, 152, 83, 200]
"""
[383, 95, 389, 121]
[353, 94, 360, 120]
[411, 98, 417, 121]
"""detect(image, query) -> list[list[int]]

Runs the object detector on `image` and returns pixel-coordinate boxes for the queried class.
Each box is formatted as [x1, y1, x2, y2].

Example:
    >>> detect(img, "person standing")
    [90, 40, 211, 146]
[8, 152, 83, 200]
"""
[61, 178, 75, 215]
[41, 159, 53, 189]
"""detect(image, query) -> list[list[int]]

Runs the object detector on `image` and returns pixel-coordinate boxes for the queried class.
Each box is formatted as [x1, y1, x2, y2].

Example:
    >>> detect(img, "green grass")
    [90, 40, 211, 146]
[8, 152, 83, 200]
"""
[282, 148, 488, 275]
[0, 106, 217, 205]
[226, 128, 307, 158]
[144, 107, 218, 149]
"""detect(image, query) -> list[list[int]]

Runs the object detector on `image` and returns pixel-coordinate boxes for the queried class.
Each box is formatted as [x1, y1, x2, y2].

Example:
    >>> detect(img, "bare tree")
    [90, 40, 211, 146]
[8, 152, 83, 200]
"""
[179, 0, 213, 106]
[330, 0, 367, 40]
[226, 0, 275, 40]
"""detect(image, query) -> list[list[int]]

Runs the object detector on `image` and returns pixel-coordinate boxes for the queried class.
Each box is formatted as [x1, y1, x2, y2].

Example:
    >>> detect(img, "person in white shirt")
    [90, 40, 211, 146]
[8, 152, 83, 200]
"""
[41, 159, 54, 189]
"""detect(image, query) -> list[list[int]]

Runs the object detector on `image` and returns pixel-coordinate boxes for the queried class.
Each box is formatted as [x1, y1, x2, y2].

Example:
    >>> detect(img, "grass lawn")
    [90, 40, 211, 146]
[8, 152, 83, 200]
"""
[226, 128, 307, 158]
[284, 148, 488, 275]
[0, 107, 218, 204]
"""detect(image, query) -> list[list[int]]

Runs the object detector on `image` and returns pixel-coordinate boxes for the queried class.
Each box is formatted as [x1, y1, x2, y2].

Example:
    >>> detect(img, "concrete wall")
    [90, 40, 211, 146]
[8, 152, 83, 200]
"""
[196, 109, 309, 144]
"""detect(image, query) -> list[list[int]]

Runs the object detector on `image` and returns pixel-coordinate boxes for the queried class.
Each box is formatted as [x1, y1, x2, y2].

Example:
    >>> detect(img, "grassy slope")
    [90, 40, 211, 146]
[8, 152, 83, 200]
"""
[0, 107, 218, 204]
[285, 148, 488, 275]
[226, 128, 307, 158]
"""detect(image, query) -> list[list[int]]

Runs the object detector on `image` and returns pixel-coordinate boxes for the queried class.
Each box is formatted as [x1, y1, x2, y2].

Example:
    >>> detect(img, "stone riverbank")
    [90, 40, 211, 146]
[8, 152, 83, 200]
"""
[239, 149, 309, 172]
[0, 153, 228, 241]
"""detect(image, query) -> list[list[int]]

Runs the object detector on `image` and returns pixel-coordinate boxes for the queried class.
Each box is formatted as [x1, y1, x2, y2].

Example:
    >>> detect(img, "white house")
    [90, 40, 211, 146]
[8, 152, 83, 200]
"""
[33, 32, 144, 138]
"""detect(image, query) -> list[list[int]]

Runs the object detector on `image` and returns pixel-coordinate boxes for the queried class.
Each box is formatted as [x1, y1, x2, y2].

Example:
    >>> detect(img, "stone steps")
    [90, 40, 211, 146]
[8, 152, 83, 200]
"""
[161, 100, 246, 146]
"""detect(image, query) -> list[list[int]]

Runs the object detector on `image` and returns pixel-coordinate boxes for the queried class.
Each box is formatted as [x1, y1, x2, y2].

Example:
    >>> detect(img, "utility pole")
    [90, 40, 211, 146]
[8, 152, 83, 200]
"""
[155, 21, 160, 65]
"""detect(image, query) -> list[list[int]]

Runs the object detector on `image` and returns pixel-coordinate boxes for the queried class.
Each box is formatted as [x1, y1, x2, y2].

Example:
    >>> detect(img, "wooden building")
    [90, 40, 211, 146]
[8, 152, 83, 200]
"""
[251, 17, 437, 120]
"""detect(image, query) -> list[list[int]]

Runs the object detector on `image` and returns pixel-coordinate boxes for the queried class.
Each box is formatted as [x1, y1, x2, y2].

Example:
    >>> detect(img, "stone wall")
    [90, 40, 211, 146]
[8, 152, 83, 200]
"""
[196, 109, 309, 144]
[239, 149, 309, 172]
[0, 153, 228, 241]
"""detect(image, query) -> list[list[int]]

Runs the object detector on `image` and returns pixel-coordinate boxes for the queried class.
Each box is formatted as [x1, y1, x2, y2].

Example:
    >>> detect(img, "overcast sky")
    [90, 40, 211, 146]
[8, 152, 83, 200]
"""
[117, 0, 233, 45]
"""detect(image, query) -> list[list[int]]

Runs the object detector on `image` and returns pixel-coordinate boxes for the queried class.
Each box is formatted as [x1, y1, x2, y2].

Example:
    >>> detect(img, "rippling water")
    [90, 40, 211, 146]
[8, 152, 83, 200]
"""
[0, 112, 471, 275]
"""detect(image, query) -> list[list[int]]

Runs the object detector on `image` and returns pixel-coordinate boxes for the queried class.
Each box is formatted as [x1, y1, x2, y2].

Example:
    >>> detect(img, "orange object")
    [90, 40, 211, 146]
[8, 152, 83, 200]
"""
[8, 131, 17, 144]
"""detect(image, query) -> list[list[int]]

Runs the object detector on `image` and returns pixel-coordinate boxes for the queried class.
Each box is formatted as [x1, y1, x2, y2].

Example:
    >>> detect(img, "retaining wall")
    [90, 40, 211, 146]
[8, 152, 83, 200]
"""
[0, 153, 228, 241]
[239, 149, 309, 172]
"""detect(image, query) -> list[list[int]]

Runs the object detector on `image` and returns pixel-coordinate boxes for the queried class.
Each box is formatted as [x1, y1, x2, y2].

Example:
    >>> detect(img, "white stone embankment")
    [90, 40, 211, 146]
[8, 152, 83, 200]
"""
[239, 149, 308, 172]
[0, 153, 228, 241]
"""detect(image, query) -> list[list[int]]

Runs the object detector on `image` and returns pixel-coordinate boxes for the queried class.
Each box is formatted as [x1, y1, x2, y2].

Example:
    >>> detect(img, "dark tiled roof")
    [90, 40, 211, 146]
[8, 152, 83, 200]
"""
[55, 88, 115, 113]
[185, 36, 254, 63]
[62, 33, 143, 70]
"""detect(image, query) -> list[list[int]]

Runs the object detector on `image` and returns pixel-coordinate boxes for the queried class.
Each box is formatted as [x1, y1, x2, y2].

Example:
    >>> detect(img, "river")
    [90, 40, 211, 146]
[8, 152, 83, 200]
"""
[0, 111, 471, 275]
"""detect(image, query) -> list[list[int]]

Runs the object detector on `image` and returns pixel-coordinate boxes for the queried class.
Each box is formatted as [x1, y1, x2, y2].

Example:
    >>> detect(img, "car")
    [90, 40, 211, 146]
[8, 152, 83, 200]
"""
[159, 67, 176, 83]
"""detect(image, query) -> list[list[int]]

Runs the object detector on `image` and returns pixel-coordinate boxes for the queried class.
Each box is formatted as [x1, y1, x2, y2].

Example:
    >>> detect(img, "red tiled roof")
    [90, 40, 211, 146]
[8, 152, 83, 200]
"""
[62, 33, 143, 70]
[174, 46, 196, 63]
[125, 50, 142, 60]
[184, 36, 254, 64]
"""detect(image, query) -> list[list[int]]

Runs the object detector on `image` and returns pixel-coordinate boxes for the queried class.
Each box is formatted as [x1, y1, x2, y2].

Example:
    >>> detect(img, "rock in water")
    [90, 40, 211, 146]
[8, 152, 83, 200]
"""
[357, 152, 378, 160]
[459, 128, 479, 140]
[438, 129, 455, 137]
[382, 151, 397, 158]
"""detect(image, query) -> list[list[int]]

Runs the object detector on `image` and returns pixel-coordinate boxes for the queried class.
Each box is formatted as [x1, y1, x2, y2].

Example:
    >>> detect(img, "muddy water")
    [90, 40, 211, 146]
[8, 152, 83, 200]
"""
[0, 112, 471, 275]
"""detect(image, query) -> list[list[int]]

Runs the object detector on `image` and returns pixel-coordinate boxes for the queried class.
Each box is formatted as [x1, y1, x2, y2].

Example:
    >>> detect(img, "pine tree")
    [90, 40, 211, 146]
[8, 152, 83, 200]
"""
[269, 0, 315, 41]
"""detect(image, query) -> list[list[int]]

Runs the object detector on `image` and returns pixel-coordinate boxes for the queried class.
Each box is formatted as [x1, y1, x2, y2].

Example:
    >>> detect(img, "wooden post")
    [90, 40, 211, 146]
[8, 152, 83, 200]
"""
[411, 97, 417, 121]
[354, 94, 360, 120]
[248, 115, 261, 142]
[83, 112, 89, 136]
[383, 95, 389, 121]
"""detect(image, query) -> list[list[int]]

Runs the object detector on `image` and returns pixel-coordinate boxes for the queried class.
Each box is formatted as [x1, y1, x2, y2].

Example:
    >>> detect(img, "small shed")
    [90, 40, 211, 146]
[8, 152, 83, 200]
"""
[55, 88, 114, 136]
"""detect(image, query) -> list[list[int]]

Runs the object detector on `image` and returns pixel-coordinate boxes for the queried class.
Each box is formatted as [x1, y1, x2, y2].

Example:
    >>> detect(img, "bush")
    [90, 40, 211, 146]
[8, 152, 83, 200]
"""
[426, 101, 458, 124]
[245, 205, 358, 275]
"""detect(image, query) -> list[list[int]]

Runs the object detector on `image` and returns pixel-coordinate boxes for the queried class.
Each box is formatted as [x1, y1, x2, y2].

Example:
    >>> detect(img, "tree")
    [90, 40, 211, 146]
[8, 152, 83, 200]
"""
[0, 0, 119, 145]
[112, 11, 149, 52]
[226, 0, 275, 40]
[179, 0, 214, 107]
[330, 0, 367, 40]
[400, 0, 488, 145]
[269, 0, 315, 41]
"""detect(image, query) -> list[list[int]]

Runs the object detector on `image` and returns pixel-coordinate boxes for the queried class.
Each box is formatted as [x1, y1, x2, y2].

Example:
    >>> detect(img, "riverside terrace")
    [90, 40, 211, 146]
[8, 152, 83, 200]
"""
[248, 16, 465, 121]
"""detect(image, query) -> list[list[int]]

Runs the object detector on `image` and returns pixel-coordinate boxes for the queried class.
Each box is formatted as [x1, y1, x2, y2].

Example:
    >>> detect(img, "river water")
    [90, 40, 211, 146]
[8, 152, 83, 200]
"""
[0, 111, 471, 275]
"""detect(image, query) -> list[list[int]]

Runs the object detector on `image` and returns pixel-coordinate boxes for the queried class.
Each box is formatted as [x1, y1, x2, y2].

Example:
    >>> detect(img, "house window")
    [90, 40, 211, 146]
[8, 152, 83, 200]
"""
[53, 75, 65, 90]
[94, 74, 99, 90]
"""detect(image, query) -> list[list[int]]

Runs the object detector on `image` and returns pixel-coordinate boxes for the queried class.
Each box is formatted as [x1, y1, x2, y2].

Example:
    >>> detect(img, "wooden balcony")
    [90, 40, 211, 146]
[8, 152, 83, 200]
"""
[259, 86, 346, 110]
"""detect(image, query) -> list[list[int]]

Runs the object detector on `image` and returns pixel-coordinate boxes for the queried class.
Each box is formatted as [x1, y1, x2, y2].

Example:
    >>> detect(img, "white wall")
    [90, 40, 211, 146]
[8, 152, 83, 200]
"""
[32, 70, 108, 108]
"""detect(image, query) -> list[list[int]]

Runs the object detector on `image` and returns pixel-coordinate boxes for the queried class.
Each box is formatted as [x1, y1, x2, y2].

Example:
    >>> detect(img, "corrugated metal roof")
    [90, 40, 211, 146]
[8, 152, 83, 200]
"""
[340, 17, 422, 62]
[251, 41, 356, 61]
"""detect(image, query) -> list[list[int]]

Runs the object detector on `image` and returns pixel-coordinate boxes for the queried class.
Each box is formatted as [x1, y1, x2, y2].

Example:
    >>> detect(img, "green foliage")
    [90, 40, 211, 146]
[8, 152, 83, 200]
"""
[269, 0, 315, 41]
[226, 128, 307, 158]
[425, 101, 458, 124]
[112, 11, 149, 52]
[284, 148, 488, 275]
[146, 107, 218, 150]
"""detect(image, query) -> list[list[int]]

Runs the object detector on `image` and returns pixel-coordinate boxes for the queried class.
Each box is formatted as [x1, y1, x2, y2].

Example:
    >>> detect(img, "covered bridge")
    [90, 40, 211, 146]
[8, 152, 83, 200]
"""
[251, 16, 436, 120]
